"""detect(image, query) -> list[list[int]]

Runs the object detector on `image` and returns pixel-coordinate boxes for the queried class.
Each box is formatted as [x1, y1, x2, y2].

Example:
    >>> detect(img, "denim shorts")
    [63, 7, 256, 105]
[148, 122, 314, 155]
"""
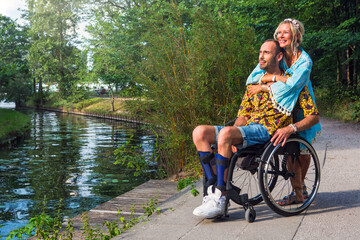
[214, 123, 270, 149]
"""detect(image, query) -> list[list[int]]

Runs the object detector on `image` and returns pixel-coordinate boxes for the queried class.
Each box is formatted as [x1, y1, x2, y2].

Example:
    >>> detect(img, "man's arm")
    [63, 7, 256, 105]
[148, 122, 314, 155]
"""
[271, 115, 319, 146]
[261, 74, 288, 84]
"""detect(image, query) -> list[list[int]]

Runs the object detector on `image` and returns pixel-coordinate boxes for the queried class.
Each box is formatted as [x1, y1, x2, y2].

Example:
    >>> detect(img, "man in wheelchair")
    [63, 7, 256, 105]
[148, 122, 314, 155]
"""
[192, 39, 319, 218]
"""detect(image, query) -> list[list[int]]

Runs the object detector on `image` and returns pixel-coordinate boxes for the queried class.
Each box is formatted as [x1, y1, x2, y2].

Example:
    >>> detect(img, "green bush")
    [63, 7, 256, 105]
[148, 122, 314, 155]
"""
[350, 100, 360, 122]
[135, 3, 256, 175]
[315, 86, 360, 122]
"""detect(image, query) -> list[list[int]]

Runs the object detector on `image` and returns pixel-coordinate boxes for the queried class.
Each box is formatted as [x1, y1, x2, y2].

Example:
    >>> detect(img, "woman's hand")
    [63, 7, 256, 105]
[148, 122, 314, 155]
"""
[248, 85, 262, 95]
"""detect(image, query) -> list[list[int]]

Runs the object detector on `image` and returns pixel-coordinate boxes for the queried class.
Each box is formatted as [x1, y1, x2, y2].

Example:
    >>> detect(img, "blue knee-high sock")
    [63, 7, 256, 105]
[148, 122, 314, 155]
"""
[216, 153, 229, 188]
[198, 151, 214, 181]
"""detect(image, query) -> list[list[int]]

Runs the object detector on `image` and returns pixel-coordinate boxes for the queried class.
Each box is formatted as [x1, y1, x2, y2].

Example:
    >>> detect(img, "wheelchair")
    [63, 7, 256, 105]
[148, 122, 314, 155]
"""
[204, 133, 321, 223]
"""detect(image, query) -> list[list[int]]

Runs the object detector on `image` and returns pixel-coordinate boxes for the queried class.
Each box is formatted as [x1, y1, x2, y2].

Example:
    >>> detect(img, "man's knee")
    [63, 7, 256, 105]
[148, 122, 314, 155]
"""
[217, 127, 240, 145]
[193, 125, 214, 143]
[193, 125, 206, 140]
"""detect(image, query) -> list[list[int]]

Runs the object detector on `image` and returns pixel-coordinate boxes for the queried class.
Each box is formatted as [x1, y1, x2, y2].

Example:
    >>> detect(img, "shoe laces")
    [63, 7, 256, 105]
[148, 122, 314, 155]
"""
[202, 195, 212, 204]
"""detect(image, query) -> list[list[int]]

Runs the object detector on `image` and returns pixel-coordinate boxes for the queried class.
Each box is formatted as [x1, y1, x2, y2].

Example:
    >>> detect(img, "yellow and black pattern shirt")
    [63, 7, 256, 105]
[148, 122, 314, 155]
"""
[237, 85, 319, 135]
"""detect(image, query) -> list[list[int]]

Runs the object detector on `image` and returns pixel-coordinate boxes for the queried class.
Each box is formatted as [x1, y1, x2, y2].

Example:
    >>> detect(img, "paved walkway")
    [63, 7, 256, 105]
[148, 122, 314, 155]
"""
[114, 117, 360, 240]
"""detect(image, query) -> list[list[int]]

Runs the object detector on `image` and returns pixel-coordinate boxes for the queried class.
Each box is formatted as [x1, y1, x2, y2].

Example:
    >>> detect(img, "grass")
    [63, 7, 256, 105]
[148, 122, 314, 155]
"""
[31, 92, 150, 120]
[82, 98, 127, 115]
[0, 108, 31, 143]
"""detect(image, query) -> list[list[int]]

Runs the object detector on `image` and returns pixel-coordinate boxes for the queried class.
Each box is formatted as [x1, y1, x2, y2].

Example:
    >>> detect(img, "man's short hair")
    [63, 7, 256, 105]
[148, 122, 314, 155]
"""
[264, 39, 283, 55]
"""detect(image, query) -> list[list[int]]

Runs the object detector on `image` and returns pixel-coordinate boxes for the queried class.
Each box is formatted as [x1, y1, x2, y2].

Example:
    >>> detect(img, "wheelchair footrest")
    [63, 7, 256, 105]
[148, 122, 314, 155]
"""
[227, 189, 242, 205]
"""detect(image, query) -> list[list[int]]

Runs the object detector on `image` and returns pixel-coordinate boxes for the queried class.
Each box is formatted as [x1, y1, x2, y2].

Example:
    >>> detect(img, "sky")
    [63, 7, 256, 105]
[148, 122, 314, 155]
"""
[0, 0, 27, 24]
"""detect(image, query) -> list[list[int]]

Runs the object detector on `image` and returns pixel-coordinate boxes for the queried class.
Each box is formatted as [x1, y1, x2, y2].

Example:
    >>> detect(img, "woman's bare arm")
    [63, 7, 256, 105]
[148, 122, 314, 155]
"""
[261, 74, 288, 83]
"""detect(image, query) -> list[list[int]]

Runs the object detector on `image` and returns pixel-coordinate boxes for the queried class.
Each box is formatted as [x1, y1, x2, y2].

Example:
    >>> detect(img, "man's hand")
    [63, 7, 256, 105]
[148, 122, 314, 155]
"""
[234, 116, 248, 127]
[261, 74, 273, 83]
[270, 126, 294, 147]
[248, 85, 262, 95]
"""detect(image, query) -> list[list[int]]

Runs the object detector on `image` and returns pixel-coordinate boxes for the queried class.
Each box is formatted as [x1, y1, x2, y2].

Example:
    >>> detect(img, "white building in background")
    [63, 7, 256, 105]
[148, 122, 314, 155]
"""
[39, 81, 110, 93]
[0, 100, 16, 109]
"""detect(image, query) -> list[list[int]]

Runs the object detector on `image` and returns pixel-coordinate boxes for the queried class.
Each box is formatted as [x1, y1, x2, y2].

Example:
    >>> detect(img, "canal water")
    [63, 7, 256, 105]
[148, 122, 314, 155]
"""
[0, 107, 156, 239]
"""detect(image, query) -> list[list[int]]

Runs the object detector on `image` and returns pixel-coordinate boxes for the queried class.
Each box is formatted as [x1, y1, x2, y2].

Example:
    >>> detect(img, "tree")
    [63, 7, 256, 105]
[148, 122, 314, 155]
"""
[0, 15, 31, 107]
[85, 0, 145, 111]
[25, 0, 86, 102]
[299, 0, 360, 90]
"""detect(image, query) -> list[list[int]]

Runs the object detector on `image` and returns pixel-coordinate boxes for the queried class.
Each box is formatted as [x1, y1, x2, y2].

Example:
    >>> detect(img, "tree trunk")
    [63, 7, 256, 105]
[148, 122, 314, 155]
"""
[109, 85, 115, 112]
[33, 77, 36, 94]
[58, 9, 66, 97]
[354, 0, 359, 88]
[337, 51, 341, 85]
[342, 50, 348, 87]
[39, 78, 43, 106]
[348, 47, 354, 87]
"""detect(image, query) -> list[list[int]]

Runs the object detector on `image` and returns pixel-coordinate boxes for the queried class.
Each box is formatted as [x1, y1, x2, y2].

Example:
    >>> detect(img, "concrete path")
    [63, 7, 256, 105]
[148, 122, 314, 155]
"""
[114, 117, 360, 240]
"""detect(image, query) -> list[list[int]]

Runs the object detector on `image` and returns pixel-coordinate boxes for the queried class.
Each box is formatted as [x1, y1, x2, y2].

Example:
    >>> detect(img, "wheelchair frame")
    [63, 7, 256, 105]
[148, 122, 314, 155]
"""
[205, 133, 321, 222]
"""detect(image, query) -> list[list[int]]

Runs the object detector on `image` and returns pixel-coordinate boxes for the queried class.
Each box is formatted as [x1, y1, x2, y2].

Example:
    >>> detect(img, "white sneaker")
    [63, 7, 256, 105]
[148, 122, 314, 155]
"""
[193, 187, 227, 219]
[202, 187, 226, 218]
[193, 186, 216, 217]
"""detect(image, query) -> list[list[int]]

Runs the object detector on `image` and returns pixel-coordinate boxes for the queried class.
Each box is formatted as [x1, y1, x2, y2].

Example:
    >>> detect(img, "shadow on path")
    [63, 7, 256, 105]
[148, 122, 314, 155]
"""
[209, 189, 360, 224]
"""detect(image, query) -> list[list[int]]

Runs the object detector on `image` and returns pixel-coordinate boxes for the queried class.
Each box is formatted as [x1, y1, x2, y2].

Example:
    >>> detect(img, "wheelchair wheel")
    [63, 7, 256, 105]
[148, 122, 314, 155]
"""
[227, 150, 278, 206]
[258, 135, 321, 216]
[245, 207, 256, 223]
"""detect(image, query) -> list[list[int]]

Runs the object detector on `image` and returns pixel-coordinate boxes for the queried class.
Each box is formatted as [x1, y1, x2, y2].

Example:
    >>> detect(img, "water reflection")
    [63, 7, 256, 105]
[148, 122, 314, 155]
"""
[0, 110, 156, 238]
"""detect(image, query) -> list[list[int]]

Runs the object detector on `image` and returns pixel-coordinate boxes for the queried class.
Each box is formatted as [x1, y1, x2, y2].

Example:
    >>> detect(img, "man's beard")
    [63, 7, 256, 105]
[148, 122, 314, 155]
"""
[260, 58, 276, 71]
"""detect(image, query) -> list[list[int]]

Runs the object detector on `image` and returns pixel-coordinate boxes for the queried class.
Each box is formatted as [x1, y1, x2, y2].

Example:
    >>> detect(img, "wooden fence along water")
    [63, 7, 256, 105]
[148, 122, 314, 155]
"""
[37, 106, 148, 125]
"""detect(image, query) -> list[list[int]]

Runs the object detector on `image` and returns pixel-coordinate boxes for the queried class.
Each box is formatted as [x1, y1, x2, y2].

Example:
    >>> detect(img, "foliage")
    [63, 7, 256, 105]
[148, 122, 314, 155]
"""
[0, 15, 31, 107]
[142, 197, 160, 217]
[85, 0, 144, 111]
[132, 1, 256, 174]
[6, 199, 71, 240]
[114, 134, 166, 179]
[315, 86, 360, 122]
[350, 101, 360, 121]
[25, 0, 87, 101]
[4, 0, 360, 174]
[177, 176, 200, 197]
[0, 109, 31, 143]
[6, 197, 160, 239]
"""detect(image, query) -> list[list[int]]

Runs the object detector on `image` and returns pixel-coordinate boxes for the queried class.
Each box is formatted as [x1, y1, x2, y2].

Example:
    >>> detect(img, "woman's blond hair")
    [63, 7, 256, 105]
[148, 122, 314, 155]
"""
[273, 18, 305, 56]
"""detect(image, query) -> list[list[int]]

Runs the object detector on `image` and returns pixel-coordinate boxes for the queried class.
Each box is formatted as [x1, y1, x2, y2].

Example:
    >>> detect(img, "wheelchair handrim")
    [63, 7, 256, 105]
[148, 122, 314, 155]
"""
[262, 138, 321, 214]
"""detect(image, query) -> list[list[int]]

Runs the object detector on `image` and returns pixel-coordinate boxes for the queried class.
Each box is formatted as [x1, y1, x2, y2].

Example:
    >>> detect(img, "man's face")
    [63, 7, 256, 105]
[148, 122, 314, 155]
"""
[259, 41, 278, 71]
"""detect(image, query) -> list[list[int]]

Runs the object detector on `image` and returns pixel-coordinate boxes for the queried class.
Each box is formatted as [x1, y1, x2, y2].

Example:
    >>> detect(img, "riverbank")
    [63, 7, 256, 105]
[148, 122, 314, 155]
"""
[39, 179, 180, 240]
[0, 96, 148, 146]
[1, 109, 159, 239]
[27, 96, 148, 124]
[0, 108, 31, 146]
